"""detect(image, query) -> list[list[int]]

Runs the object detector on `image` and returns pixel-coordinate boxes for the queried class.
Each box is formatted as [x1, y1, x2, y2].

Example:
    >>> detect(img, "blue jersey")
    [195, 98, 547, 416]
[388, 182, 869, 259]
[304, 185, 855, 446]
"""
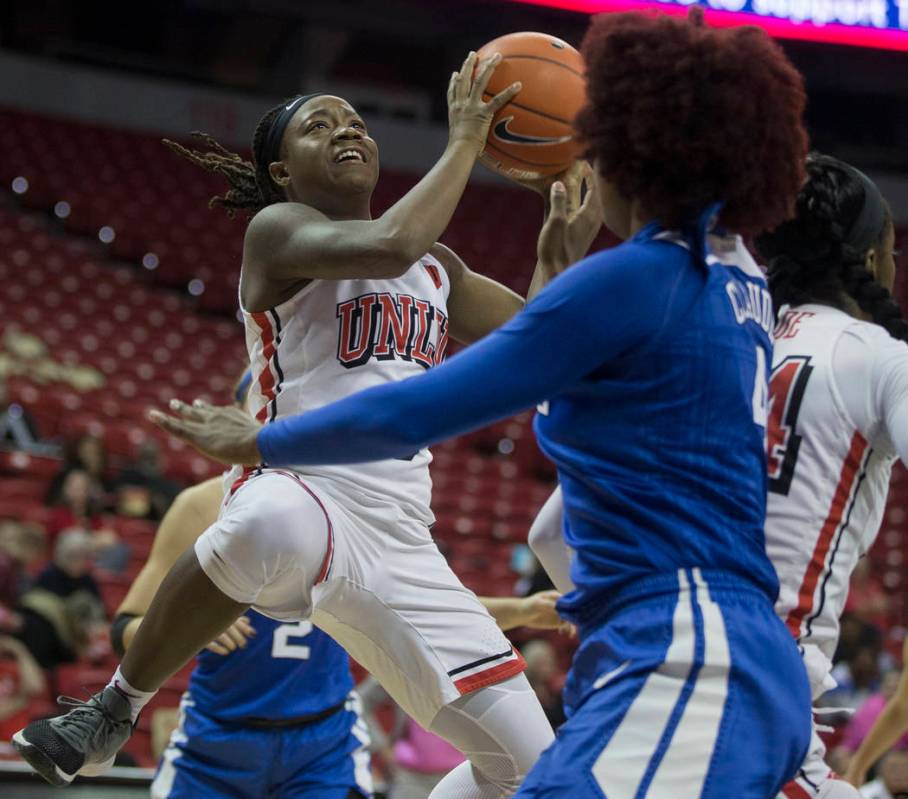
[256, 220, 778, 623]
[537, 228, 776, 621]
[188, 611, 353, 723]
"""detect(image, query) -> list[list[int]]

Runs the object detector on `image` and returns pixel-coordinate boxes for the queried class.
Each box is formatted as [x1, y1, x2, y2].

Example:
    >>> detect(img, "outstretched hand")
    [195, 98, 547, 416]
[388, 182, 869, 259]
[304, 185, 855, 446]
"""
[537, 162, 602, 274]
[149, 399, 262, 466]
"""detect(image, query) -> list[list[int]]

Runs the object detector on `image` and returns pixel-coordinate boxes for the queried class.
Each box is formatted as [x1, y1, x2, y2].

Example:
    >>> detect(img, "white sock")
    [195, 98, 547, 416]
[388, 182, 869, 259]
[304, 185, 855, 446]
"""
[106, 667, 157, 723]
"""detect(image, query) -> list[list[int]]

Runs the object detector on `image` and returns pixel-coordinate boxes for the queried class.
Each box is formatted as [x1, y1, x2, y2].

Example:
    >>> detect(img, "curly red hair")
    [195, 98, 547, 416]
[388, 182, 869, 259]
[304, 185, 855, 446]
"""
[575, 9, 808, 234]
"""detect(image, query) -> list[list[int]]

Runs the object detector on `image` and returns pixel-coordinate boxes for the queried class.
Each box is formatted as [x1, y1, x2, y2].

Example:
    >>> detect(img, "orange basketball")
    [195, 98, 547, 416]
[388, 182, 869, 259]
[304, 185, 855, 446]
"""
[476, 32, 585, 180]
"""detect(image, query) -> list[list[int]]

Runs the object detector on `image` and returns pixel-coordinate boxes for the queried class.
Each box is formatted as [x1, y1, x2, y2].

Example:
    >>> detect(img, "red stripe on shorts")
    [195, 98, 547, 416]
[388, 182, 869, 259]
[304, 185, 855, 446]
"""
[785, 432, 868, 639]
[781, 780, 812, 799]
[271, 470, 335, 584]
[453, 651, 527, 695]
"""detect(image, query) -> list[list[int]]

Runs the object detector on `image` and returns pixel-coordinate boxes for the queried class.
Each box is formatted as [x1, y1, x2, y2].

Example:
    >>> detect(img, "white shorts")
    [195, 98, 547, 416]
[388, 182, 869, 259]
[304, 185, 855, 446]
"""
[777, 645, 859, 799]
[778, 725, 859, 798]
[195, 467, 525, 729]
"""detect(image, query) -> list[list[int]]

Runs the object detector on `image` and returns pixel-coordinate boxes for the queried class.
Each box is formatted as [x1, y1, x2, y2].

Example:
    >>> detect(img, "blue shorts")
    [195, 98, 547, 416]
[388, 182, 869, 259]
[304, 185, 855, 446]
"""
[151, 693, 372, 799]
[516, 568, 812, 799]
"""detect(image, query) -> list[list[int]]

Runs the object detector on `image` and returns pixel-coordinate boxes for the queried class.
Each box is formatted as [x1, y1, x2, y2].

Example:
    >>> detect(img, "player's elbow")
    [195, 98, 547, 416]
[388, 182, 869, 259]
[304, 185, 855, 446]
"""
[528, 499, 562, 553]
[370, 221, 428, 277]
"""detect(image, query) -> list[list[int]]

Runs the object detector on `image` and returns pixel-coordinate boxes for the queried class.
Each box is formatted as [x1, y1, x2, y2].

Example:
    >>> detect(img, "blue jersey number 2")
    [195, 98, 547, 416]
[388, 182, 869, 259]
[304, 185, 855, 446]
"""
[271, 621, 313, 660]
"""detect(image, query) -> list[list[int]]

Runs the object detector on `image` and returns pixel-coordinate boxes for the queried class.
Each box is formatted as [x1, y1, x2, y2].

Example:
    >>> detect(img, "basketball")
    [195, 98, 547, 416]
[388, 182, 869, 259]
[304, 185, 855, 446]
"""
[476, 31, 585, 180]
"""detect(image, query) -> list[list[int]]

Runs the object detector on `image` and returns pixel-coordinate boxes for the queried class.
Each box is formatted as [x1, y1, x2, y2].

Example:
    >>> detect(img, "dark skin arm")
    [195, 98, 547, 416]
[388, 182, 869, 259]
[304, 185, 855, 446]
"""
[242, 53, 520, 311]
[148, 178, 605, 466]
[435, 163, 602, 343]
[432, 243, 525, 344]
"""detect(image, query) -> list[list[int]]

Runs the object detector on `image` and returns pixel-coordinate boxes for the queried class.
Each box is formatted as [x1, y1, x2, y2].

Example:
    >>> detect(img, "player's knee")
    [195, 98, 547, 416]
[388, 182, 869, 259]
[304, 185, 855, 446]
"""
[203, 492, 327, 588]
[429, 675, 552, 793]
[469, 752, 524, 793]
[232, 490, 325, 561]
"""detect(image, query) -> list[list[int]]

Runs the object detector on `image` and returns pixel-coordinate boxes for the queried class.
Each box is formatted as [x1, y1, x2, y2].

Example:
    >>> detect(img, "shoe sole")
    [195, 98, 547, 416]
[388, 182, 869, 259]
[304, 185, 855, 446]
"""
[11, 731, 116, 786]
[11, 730, 73, 786]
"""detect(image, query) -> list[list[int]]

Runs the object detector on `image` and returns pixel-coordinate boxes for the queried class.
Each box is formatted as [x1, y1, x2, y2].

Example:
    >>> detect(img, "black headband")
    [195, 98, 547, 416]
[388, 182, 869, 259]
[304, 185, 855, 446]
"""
[843, 164, 887, 253]
[260, 92, 325, 168]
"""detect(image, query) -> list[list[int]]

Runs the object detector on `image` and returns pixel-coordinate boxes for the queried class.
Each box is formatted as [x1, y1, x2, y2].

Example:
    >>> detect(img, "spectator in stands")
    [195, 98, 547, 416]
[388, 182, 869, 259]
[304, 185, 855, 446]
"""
[35, 528, 103, 600]
[0, 635, 46, 746]
[837, 613, 886, 667]
[116, 440, 180, 520]
[15, 530, 108, 668]
[44, 469, 126, 572]
[522, 639, 565, 728]
[859, 751, 908, 799]
[837, 670, 908, 772]
[0, 377, 42, 451]
[46, 469, 105, 541]
[847, 559, 892, 636]
[823, 645, 887, 716]
[45, 433, 114, 507]
[0, 520, 45, 635]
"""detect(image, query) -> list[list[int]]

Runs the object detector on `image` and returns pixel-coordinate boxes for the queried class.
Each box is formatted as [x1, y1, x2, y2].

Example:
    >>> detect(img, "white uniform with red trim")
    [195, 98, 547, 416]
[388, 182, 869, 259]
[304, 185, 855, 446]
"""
[769, 304, 908, 799]
[242, 256, 451, 526]
[195, 254, 526, 731]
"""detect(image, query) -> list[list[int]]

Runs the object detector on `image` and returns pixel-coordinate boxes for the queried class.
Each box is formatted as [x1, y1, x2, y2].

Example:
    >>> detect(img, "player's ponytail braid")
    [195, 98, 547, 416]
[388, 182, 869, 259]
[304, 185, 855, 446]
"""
[756, 153, 908, 343]
[163, 102, 289, 217]
[841, 259, 908, 341]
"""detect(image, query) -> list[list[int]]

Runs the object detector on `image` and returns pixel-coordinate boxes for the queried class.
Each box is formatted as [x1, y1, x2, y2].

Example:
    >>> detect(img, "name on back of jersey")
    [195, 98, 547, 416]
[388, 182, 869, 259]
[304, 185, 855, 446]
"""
[726, 280, 774, 335]
[336, 291, 449, 370]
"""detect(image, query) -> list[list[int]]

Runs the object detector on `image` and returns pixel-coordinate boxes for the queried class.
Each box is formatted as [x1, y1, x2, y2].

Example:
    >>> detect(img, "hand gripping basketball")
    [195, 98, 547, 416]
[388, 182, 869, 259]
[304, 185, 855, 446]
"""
[149, 399, 262, 466]
[447, 51, 521, 152]
[537, 162, 602, 273]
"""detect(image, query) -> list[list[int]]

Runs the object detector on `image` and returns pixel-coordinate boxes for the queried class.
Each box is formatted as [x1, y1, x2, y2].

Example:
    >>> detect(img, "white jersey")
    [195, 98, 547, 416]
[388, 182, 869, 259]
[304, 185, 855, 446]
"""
[767, 303, 908, 692]
[241, 254, 451, 526]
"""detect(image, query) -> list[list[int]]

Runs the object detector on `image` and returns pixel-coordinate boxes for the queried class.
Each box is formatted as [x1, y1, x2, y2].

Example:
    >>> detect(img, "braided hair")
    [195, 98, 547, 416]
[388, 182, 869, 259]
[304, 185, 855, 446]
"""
[756, 153, 908, 342]
[162, 101, 290, 217]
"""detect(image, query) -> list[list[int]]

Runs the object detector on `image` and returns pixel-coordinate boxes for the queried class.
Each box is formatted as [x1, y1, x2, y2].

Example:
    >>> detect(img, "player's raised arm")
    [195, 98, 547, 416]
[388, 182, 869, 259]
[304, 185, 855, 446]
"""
[167, 54, 519, 289]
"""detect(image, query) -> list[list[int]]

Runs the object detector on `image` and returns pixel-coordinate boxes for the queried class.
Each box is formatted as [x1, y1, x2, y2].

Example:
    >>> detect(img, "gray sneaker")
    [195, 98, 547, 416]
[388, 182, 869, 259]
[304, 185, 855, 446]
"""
[11, 687, 134, 786]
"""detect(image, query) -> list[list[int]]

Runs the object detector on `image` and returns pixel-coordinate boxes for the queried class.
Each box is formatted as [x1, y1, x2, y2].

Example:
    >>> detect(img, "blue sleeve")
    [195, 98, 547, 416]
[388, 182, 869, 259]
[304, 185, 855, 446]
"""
[258, 241, 701, 466]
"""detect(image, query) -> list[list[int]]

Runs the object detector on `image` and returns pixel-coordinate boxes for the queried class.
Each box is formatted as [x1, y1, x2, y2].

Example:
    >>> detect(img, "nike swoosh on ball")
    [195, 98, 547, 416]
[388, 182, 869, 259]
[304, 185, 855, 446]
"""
[493, 117, 571, 146]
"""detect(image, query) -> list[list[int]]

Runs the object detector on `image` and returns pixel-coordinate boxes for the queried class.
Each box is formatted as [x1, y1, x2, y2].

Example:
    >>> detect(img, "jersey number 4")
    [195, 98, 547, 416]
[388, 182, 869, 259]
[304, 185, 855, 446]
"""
[767, 355, 813, 495]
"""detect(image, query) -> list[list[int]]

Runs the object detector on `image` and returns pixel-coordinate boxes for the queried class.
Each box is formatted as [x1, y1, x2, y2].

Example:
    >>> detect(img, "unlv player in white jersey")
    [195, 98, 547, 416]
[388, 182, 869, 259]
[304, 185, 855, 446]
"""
[755, 154, 907, 799]
[13, 54, 602, 795]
